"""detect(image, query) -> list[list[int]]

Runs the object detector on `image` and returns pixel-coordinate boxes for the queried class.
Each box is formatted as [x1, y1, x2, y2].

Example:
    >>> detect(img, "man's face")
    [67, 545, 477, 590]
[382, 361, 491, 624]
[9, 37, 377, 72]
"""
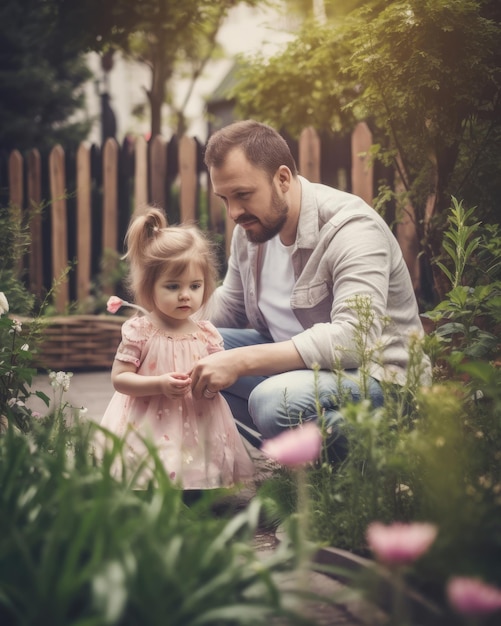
[210, 148, 288, 244]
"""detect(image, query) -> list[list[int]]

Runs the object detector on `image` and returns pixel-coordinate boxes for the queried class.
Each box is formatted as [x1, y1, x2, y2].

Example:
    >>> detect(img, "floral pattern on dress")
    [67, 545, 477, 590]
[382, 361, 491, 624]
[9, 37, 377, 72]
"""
[99, 316, 254, 489]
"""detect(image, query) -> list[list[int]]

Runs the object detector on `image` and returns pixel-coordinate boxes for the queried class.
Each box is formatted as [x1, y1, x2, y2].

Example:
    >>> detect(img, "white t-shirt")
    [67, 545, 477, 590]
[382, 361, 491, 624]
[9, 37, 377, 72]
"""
[258, 235, 304, 342]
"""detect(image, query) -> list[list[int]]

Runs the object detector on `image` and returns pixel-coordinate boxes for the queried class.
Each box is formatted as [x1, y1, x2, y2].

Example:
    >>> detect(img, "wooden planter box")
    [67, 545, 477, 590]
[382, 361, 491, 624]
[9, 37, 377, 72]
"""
[21, 315, 128, 372]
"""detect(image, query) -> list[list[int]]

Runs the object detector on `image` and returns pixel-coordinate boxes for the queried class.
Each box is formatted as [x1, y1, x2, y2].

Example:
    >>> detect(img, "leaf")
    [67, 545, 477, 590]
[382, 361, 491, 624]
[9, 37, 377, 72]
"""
[35, 390, 50, 406]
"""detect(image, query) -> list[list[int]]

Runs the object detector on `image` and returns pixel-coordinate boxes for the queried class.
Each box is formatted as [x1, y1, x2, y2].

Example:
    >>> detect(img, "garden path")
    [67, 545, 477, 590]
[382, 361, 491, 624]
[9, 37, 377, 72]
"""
[28, 370, 380, 626]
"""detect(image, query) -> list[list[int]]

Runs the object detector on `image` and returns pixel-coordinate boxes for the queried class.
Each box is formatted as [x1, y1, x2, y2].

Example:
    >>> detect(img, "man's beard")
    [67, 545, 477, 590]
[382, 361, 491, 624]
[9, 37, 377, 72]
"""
[243, 186, 288, 244]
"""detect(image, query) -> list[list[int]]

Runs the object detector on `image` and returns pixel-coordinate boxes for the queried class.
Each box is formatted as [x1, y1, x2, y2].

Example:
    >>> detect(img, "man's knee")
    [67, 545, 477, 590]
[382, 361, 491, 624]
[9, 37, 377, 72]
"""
[248, 370, 385, 451]
[248, 380, 286, 439]
[248, 374, 311, 438]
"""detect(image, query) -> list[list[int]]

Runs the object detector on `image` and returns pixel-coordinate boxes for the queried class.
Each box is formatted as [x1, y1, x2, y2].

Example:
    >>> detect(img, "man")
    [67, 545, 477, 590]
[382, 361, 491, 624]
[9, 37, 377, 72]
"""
[191, 120, 430, 453]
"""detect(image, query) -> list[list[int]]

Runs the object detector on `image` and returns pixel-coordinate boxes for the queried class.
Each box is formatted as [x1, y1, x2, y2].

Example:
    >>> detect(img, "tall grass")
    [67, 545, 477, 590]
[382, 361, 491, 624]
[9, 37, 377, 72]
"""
[0, 413, 317, 625]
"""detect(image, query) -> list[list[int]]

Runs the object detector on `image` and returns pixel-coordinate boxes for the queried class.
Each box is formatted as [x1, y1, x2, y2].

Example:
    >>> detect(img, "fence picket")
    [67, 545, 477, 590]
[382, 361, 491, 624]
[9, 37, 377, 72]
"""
[49, 145, 69, 312]
[8, 150, 23, 210]
[150, 135, 167, 212]
[76, 142, 92, 302]
[27, 149, 43, 299]
[8, 150, 24, 278]
[102, 138, 118, 251]
[134, 136, 148, 211]
[102, 138, 119, 296]
[351, 122, 374, 205]
[1, 125, 421, 309]
[179, 135, 198, 224]
[299, 127, 321, 183]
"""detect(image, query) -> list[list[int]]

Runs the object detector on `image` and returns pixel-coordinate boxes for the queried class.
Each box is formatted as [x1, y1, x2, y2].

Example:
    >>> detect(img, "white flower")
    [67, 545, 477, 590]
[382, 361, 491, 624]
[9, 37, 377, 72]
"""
[0, 292, 9, 316]
[20, 343, 29, 351]
[7, 398, 25, 408]
[49, 370, 73, 392]
[9, 319, 22, 334]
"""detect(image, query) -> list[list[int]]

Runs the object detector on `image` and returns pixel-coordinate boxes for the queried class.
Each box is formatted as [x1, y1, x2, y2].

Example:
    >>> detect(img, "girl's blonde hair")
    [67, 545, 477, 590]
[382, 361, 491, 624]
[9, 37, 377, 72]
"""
[123, 206, 219, 312]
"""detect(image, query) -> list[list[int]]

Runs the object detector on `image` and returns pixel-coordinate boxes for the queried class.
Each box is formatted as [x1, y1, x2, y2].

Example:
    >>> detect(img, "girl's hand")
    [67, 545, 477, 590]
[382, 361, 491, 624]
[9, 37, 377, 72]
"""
[112, 360, 192, 398]
[159, 372, 192, 398]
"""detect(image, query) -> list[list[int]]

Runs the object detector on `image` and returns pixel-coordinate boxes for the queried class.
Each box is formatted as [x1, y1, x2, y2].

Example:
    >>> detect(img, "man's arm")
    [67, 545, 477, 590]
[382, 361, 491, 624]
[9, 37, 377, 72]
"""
[206, 229, 249, 329]
[190, 340, 306, 399]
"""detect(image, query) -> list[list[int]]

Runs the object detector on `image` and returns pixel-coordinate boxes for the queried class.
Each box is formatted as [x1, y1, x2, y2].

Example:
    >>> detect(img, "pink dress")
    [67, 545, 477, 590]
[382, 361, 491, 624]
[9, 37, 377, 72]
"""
[100, 315, 254, 489]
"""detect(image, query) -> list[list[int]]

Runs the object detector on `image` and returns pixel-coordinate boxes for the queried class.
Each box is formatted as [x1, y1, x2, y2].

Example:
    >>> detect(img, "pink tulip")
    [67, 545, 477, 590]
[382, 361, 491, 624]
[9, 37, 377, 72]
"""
[366, 521, 438, 566]
[261, 421, 322, 468]
[107, 296, 124, 314]
[447, 577, 501, 616]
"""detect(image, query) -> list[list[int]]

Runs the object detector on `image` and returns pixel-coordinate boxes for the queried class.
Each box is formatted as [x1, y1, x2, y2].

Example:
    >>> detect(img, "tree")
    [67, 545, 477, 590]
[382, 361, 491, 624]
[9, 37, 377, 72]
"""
[101, 0, 263, 138]
[232, 0, 501, 302]
[0, 0, 94, 152]
[0, 0, 266, 151]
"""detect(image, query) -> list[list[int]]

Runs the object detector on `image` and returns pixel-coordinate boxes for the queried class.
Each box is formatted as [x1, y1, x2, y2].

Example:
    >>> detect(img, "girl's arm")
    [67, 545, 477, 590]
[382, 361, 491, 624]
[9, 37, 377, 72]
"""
[111, 359, 192, 398]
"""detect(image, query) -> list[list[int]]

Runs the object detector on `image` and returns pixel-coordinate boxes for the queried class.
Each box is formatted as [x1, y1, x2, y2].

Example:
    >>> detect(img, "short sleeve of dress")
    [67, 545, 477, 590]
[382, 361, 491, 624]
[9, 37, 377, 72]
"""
[115, 316, 148, 367]
[197, 320, 224, 354]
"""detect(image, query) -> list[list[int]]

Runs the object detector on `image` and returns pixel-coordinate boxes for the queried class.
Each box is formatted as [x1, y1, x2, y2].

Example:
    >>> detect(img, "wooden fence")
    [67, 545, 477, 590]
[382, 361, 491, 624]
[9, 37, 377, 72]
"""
[2, 122, 417, 313]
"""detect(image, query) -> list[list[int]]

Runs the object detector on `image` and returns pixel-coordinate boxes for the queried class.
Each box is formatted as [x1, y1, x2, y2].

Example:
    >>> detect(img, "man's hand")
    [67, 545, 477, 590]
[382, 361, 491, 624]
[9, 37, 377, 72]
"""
[191, 340, 306, 400]
[190, 350, 241, 400]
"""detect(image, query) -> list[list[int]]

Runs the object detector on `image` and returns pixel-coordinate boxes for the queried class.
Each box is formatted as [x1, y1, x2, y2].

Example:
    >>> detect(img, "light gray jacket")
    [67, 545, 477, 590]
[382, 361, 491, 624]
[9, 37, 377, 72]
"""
[209, 176, 431, 386]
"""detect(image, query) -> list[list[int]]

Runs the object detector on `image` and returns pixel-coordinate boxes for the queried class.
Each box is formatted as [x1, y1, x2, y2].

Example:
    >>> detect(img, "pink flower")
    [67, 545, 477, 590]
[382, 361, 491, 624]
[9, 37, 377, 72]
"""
[447, 577, 501, 616]
[106, 296, 149, 316]
[366, 521, 438, 566]
[107, 296, 124, 314]
[261, 422, 322, 468]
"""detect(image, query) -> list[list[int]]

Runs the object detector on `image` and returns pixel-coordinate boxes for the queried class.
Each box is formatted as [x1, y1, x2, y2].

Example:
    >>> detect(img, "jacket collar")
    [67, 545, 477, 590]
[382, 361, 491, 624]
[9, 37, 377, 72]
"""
[295, 176, 320, 251]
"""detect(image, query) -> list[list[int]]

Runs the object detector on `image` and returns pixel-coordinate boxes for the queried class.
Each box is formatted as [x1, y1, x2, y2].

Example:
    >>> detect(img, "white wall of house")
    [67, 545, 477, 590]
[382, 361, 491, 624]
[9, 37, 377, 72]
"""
[83, 3, 294, 146]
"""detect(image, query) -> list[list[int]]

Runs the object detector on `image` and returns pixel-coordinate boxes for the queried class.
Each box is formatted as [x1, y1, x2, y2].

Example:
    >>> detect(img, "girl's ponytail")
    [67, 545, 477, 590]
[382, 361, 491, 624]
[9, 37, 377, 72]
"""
[124, 207, 168, 265]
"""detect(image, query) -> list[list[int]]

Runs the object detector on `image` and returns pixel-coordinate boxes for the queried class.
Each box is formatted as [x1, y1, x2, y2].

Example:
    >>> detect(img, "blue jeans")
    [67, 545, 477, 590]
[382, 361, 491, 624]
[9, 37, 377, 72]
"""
[219, 328, 385, 456]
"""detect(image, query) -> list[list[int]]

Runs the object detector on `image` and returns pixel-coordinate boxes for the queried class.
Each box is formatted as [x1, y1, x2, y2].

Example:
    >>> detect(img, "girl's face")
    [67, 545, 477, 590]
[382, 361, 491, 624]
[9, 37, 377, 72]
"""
[152, 261, 205, 325]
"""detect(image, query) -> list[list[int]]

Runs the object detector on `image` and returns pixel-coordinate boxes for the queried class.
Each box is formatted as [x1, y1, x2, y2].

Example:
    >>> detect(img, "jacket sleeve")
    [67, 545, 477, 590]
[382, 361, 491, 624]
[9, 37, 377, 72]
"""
[291, 217, 394, 371]
[206, 229, 250, 329]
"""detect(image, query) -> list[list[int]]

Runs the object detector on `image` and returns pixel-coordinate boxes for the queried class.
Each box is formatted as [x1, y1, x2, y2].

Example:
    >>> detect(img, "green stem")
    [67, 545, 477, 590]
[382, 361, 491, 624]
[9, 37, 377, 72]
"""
[390, 568, 409, 626]
[296, 466, 310, 594]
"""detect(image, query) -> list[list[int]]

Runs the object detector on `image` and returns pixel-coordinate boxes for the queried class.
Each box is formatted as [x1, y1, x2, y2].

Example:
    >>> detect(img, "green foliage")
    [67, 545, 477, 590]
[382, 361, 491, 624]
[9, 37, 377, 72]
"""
[0, 315, 40, 433]
[253, 192, 501, 617]
[407, 380, 501, 594]
[0, 275, 320, 624]
[0, 0, 92, 152]
[234, 0, 501, 298]
[423, 197, 501, 364]
[260, 360, 501, 616]
[0, 409, 317, 625]
[74, 249, 129, 315]
[435, 198, 480, 290]
[256, 297, 430, 550]
[233, 21, 357, 136]
[304, 379, 425, 553]
[102, 0, 265, 137]
[0, 204, 35, 315]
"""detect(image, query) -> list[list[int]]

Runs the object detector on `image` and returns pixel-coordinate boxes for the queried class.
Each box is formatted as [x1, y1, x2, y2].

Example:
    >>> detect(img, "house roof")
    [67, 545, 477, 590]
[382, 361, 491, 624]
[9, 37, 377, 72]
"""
[207, 61, 244, 104]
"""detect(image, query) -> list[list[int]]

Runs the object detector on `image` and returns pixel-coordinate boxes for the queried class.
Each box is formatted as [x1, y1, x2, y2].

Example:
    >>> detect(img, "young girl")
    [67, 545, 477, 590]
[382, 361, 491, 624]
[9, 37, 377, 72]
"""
[100, 207, 254, 490]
